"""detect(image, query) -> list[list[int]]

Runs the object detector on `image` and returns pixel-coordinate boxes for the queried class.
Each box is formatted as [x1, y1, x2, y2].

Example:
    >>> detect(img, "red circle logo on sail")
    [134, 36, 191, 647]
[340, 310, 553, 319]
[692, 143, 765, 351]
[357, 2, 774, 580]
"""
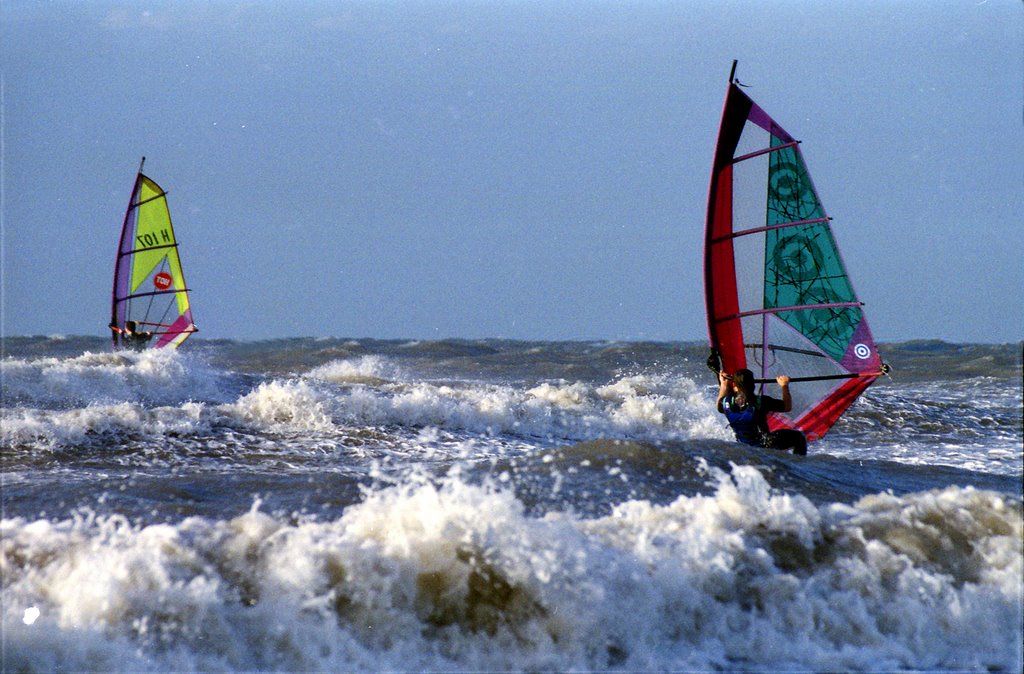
[153, 272, 173, 290]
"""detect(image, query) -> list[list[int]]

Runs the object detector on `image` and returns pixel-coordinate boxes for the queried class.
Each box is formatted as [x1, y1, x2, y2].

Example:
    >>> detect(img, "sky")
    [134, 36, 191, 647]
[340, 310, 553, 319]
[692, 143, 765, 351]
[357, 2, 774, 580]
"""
[2, 0, 1022, 343]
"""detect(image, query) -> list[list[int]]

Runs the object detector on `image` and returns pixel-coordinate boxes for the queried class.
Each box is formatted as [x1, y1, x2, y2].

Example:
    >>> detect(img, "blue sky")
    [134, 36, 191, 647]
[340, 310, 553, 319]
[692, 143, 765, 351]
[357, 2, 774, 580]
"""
[2, 0, 1022, 343]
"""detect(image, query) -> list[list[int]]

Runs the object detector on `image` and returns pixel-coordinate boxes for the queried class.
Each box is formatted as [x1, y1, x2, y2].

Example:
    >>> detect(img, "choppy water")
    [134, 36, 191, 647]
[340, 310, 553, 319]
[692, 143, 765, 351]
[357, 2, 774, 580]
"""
[2, 336, 1021, 672]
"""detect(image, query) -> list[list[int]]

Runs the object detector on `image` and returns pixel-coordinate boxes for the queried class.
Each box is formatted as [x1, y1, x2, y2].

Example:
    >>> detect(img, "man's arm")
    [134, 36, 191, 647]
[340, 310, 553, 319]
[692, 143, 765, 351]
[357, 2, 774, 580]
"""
[716, 371, 730, 413]
[776, 375, 792, 412]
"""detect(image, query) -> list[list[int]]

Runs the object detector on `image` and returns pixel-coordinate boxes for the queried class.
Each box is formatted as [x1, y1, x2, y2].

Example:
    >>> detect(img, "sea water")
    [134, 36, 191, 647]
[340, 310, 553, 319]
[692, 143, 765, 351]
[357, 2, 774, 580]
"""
[2, 337, 1021, 672]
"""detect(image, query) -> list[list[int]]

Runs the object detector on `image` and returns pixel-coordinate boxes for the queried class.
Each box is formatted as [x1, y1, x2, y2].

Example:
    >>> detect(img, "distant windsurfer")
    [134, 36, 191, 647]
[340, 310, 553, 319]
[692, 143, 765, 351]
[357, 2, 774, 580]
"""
[716, 369, 807, 456]
[109, 320, 153, 351]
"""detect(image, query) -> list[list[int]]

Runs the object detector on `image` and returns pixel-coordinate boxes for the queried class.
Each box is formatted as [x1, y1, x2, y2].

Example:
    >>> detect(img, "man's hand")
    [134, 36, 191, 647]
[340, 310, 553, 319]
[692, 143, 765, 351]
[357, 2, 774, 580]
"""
[776, 375, 793, 412]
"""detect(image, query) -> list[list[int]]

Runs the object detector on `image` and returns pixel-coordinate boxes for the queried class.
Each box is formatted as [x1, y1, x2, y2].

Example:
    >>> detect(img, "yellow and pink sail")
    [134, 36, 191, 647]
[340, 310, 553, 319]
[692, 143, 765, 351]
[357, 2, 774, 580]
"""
[704, 64, 888, 440]
[111, 159, 197, 349]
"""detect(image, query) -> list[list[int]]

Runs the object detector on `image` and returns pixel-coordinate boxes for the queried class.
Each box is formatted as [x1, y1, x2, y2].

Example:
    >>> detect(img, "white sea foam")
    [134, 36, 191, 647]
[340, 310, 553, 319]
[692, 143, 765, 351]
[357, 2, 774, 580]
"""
[304, 355, 405, 385]
[217, 380, 335, 431]
[328, 366, 726, 443]
[1, 402, 210, 450]
[2, 469, 1020, 672]
[0, 349, 227, 407]
[31, 354, 695, 445]
[206, 359, 728, 444]
[4, 351, 1015, 476]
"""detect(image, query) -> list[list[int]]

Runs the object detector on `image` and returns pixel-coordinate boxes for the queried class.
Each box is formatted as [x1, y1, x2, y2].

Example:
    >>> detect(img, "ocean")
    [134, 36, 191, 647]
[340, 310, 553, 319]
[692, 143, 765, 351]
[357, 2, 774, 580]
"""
[2, 336, 1021, 672]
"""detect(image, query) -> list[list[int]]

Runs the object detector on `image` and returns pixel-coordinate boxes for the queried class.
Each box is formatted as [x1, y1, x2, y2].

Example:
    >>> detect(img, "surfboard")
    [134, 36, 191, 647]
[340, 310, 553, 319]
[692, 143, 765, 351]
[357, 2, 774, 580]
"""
[703, 63, 888, 440]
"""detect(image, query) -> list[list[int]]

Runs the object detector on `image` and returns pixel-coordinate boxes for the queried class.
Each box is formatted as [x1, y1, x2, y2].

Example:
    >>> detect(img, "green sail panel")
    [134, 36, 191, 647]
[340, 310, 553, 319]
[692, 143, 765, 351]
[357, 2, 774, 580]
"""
[764, 137, 858, 362]
[766, 136, 824, 224]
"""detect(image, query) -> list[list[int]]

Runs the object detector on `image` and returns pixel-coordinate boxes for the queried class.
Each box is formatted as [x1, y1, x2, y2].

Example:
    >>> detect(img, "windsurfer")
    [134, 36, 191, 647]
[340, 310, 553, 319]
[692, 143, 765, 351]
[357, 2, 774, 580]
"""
[716, 369, 808, 455]
[109, 320, 153, 351]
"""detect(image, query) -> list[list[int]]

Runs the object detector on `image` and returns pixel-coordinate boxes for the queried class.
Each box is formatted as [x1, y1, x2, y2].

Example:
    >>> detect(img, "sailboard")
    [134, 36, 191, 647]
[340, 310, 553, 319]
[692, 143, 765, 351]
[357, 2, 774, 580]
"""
[703, 63, 887, 441]
[111, 158, 197, 350]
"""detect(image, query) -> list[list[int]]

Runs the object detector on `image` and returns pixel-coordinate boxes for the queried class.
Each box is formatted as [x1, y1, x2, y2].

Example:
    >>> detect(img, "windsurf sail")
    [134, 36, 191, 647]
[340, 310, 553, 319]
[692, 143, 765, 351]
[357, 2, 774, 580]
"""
[111, 158, 197, 350]
[703, 64, 887, 440]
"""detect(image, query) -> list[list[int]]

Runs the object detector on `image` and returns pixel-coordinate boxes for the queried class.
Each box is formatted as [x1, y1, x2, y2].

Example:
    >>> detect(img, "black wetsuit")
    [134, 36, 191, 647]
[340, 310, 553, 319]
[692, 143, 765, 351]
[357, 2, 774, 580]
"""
[120, 331, 153, 351]
[720, 394, 807, 455]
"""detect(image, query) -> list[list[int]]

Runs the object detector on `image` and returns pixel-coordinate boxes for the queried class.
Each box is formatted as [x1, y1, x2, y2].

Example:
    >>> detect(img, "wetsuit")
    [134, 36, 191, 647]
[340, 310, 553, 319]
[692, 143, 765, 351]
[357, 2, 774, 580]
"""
[121, 332, 153, 351]
[720, 394, 807, 455]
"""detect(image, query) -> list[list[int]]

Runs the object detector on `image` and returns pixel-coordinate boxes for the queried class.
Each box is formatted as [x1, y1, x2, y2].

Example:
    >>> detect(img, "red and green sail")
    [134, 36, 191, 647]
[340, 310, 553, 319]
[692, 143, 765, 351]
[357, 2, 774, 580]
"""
[111, 160, 197, 350]
[704, 72, 885, 440]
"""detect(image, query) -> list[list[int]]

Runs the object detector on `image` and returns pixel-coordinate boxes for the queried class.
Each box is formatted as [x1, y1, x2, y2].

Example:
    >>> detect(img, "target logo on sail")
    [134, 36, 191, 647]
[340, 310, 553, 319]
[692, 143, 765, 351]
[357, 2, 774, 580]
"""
[153, 272, 173, 290]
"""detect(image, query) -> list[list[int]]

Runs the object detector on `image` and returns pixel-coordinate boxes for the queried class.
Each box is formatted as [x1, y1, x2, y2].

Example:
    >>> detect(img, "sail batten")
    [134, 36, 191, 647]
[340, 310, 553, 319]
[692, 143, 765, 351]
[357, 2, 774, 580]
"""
[119, 243, 181, 257]
[712, 217, 832, 243]
[716, 301, 865, 322]
[732, 140, 800, 164]
[114, 288, 193, 302]
[704, 74, 884, 441]
[111, 164, 197, 350]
